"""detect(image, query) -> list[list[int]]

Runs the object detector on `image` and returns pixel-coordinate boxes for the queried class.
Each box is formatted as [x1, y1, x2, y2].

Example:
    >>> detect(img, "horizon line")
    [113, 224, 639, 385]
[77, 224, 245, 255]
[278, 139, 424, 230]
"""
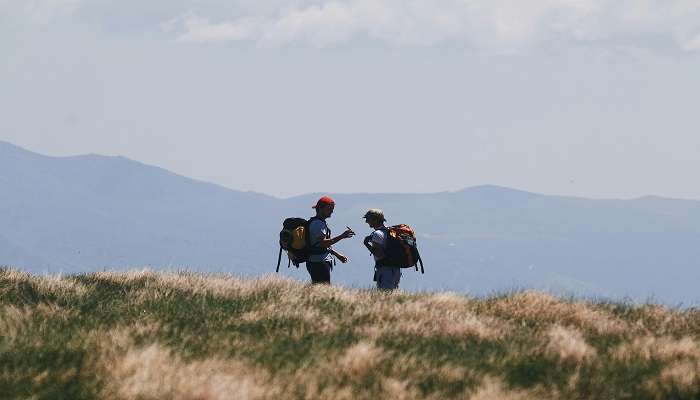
[3, 139, 698, 203]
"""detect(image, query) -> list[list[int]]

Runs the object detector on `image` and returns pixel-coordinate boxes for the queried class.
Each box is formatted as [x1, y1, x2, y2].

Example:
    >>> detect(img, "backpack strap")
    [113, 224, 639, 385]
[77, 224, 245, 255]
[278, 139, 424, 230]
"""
[276, 246, 283, 273]
[417, 250, 425, 274]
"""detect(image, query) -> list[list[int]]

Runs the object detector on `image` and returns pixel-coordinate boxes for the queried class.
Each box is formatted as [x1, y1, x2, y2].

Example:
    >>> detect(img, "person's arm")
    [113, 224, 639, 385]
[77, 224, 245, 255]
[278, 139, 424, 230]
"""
[365, 232, 387, 259]
[317, 227, 354, 249]
[369, 242, 386, 259]
[329, 248, 348, 263]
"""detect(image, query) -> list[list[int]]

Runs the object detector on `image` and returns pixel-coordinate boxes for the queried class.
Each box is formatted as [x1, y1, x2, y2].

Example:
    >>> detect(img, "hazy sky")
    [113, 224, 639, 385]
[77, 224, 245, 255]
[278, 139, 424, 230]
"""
[2, 1, 700, 199]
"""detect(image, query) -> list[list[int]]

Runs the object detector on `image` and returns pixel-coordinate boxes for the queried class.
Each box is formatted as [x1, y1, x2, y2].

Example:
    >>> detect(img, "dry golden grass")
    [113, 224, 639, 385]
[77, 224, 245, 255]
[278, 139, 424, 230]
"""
[658, 360, 700, 390]
[488, 291, 629, 335]
[469, 377, 542, 400]
[2, 268, 700, 400]
[614, 335, 700, 362]
[336, 341, 385, 381]
[356, 299, 503, 341]
[0, 303, 78, 344]
[2, 269, 89, 299]
[545, 325, 597, 362]
[0, 305, 31, 343]
[102, 344, 270, 400]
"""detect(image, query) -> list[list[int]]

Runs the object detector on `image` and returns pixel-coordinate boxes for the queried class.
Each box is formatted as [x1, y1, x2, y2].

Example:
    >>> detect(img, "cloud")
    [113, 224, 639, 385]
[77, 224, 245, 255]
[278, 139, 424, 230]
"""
[0, 0, 85, 24]
[683, 35, 700, 51]
[164, 13, 264, 43]
[162, 0, 700, 52]
[4, 0, 700, 52]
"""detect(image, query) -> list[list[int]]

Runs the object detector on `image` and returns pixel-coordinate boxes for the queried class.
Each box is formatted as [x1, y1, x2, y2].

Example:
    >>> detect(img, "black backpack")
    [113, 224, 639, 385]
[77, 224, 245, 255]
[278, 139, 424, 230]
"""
[276, 217, 329, 272]
[375, 224, 424, 273]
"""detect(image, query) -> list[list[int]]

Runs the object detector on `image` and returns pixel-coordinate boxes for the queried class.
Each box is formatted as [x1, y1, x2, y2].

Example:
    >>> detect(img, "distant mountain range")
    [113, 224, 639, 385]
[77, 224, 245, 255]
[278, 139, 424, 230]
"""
[2, 140, 699, 304]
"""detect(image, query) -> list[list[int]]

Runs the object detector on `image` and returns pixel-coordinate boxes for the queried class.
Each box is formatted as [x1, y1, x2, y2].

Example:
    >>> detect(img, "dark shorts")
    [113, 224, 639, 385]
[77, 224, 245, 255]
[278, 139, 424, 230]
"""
[375, 266, 401, 290]
[306, 261, 332, 284]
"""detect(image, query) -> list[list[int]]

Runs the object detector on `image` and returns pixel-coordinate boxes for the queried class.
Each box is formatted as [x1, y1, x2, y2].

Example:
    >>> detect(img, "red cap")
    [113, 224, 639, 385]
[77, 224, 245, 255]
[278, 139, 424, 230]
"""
[312, 196, 335, 208]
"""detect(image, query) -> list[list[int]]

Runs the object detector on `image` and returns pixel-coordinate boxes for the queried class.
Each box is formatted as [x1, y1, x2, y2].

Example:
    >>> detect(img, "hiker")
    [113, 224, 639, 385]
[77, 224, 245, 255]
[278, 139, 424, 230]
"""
[306, 196, 355, 284]
[363, 209, 402, 290]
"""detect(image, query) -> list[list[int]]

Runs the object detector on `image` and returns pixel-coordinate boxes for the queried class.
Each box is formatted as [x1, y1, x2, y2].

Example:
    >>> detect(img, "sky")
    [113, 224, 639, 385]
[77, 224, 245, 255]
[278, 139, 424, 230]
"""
[2, 0, 700, 199]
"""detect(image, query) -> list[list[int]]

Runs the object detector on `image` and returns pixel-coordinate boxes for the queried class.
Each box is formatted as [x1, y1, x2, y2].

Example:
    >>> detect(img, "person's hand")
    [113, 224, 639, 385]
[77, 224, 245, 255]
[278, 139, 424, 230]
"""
[337, 254, 349, 263]
[341, 227, 355, 239]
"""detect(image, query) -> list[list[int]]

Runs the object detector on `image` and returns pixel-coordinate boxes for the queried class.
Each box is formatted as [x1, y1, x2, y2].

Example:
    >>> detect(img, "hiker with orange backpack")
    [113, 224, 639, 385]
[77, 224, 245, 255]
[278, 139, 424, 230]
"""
[363, 209, 401, 289]
[363, 208, 424, 290]
[306, 196, 355, 284]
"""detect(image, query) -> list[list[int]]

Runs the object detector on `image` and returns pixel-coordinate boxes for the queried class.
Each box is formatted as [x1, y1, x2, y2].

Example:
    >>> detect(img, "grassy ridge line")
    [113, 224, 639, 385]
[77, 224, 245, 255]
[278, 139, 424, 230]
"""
[1, 268, 699, 400]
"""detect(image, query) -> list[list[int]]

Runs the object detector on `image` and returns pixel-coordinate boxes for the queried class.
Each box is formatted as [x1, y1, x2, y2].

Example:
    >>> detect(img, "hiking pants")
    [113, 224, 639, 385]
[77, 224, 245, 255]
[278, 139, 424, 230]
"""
[307, 261, 332, 284]
[375, 266, 401, 290]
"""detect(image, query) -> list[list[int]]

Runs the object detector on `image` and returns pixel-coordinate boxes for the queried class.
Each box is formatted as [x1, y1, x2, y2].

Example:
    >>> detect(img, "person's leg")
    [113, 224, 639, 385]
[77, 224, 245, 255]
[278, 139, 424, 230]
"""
[376, 267, 400, 290]
[391, 267, 402, 289]
[306, 261, 331, 284]
[319, 261, 331, 283]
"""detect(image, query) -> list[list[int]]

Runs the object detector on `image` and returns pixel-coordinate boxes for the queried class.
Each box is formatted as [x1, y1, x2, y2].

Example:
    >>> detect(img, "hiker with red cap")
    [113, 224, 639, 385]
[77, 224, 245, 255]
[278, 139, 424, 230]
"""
[306, 196, 355, 284]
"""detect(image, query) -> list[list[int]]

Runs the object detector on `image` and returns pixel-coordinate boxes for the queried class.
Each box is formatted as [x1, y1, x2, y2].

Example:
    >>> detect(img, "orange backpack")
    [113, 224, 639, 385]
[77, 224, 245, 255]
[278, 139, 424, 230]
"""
[377, 224, 424, 273]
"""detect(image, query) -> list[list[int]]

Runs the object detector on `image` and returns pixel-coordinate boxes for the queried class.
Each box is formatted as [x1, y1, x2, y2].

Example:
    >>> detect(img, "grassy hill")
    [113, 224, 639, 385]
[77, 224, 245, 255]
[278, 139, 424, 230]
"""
[1, 269, 699, 399]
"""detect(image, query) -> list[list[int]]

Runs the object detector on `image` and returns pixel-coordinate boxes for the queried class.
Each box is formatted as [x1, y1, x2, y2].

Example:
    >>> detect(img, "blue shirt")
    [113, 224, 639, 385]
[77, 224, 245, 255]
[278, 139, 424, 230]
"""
[308, 218, 333, 263]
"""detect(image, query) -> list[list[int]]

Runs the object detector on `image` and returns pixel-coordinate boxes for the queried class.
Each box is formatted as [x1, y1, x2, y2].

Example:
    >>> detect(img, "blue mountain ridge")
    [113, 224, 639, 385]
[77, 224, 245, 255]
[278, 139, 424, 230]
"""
[1, 140, 699, 305]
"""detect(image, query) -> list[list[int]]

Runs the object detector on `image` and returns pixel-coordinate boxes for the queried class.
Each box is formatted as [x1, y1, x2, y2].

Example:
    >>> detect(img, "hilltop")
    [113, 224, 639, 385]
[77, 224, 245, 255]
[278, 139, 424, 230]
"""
[1, 269, 699, 399]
